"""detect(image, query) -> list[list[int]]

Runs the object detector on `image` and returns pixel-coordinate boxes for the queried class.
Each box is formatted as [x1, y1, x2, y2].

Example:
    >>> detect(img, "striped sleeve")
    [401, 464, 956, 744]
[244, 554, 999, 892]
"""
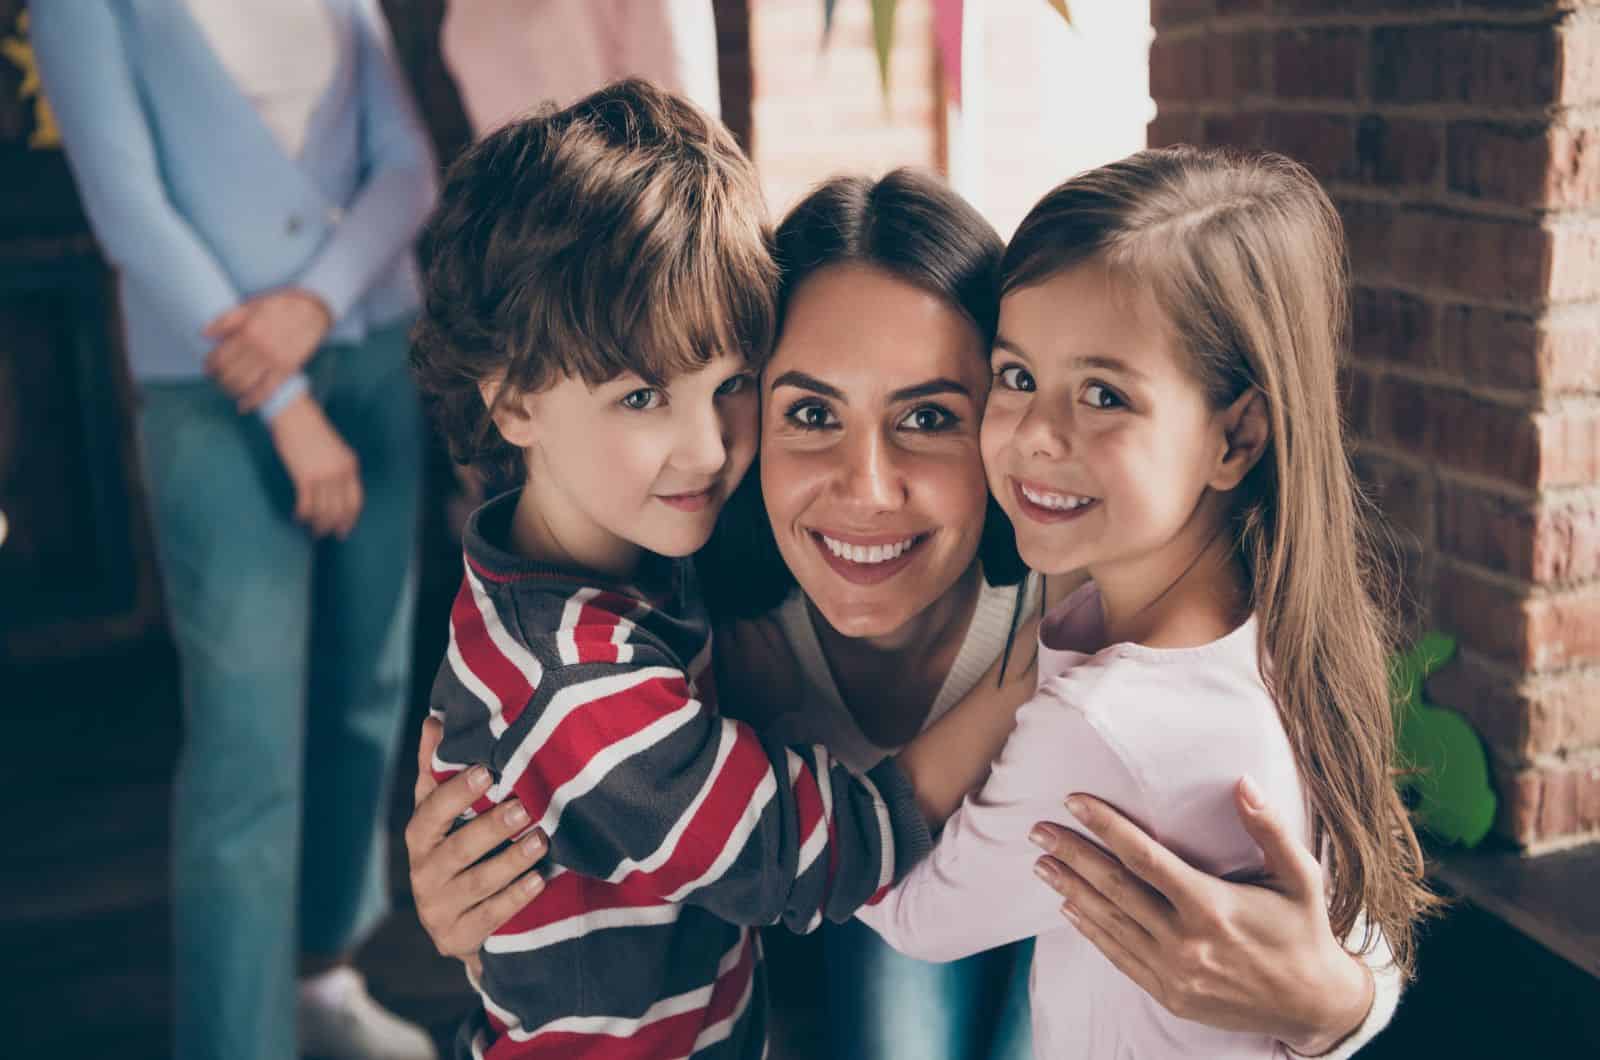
[431, 577, 933, 933]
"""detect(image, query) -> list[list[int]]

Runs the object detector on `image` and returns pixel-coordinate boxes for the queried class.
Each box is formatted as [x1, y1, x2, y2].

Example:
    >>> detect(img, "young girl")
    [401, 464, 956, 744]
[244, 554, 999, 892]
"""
[856, 146, 1437, 1057]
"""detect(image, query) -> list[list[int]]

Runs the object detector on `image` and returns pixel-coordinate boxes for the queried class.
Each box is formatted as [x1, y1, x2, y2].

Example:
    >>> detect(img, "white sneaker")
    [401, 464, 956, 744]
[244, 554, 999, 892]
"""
[298, 967, 439, 1060]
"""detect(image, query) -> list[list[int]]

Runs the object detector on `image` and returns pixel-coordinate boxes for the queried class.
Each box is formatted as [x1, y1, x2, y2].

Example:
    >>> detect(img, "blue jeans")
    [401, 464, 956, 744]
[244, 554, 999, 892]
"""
[825, 917, 1034, 1060]
[136, 320, 421, 1060]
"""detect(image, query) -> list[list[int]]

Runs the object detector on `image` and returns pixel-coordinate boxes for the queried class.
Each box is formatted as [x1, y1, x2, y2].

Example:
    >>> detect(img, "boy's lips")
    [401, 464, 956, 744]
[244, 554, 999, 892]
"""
[1011, 477, 1099, 523]
[656, 486, 717, 512]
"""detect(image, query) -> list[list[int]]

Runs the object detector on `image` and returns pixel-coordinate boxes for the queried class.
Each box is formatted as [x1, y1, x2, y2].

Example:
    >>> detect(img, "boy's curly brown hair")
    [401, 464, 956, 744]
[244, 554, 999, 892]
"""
[411, 79, 778, 485]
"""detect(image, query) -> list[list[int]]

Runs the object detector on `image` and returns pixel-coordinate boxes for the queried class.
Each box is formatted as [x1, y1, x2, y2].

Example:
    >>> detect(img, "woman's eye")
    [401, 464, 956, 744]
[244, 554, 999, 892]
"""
[1083, 383, 1124, 410]
[898, 405, 957, 432]
[715, 373, 752, 397]
[995, 365, 1035, 392]
[785, 400, 838, 430]
[620, 388, 662, 411]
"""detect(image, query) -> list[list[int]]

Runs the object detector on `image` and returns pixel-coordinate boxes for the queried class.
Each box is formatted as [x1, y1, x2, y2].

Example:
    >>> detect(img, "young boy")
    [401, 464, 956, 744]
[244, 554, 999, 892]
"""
[411, 80, 1008, 1060]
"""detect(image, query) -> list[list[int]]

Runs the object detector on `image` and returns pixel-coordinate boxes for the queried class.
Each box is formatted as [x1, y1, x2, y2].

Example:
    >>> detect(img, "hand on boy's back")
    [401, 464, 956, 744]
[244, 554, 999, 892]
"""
[268, 395, 364, 539]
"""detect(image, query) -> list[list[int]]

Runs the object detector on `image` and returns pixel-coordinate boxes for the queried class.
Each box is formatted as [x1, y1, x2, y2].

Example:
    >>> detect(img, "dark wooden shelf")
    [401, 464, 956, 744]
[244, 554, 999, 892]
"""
[1432, 842, 1600, 982]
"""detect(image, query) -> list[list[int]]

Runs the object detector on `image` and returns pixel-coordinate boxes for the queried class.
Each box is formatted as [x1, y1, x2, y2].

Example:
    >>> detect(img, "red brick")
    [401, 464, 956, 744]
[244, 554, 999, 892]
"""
[1263, 112, 1360, 184]
[1446, 121, 1600, 210]
[1442, 566, 1600, 669]
[1343, 364, 1377, 441]
[1527, 583, 1600, 669]
[1543, 314, 1600, 394]
[1396, 211, 1550, 304]
[1274, 28, 1364, 100]
[1437, 306, 1541, 392]
[1372, 378, 1541, 487]
[1493, 759, 1600, 847]
[1373, 25, 1561, 108]
[1538, 406, 1600, 487]
[1149, 110, 1203, 149]
[1429, 652, 1600, 761]
[1151, 35, 1212, 101]
[1354, 115, 1442, 190]
[1351, 287, 1436, 369]
[1354, 449, 1434, 548]
[1548, 221, 1600, 302]
[1149, 0, 1215, 29]
[1437, 485, 1600, 585]
[1558, 16, 1600, 108]
[1201, 111, 1268, 152]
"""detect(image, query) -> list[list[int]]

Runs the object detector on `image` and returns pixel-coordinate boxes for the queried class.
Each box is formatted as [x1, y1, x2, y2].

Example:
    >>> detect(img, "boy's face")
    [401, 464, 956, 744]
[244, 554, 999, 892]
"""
[496, 353, 758, 577]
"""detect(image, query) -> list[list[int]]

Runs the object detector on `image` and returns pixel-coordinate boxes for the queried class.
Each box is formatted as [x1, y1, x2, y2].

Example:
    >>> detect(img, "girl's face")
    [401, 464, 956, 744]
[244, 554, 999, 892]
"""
[761, 263, 991, 639]
[982, 260, 1249, 598]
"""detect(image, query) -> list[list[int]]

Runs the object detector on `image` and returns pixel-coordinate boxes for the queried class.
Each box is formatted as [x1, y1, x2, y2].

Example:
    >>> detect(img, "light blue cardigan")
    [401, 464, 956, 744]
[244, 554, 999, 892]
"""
[30, 0, 439, 381]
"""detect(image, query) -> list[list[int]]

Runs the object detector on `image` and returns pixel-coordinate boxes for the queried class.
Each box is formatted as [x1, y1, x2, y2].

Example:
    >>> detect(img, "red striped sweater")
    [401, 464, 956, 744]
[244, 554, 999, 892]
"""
[430, 491, 934, 1059]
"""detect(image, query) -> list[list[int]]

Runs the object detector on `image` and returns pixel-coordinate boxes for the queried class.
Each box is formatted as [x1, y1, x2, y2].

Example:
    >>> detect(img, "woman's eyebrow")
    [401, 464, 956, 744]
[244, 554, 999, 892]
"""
[769, 370, 844, 400]
[889, 378, 971, 402]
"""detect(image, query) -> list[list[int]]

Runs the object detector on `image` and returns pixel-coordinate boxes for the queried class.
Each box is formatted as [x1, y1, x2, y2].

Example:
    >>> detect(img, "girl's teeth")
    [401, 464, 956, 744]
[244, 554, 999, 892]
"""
[1021, 484, 1093, 511]
[820, 535, 918, 564]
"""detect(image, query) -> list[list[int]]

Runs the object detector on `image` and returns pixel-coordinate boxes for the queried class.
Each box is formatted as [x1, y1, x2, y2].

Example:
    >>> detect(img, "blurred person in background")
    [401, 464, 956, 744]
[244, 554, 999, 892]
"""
[442, 0, 721, 135]
[31, 3, 438, 1058]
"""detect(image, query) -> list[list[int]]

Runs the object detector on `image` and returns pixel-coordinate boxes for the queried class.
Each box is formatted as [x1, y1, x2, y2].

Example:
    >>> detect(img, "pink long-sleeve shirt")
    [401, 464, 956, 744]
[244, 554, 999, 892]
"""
[857, 582, 1314, 1058]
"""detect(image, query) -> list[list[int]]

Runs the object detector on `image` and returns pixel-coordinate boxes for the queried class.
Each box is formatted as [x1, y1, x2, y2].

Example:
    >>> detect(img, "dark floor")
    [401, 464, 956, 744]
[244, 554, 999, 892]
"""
[5, 518, 1597, 1057]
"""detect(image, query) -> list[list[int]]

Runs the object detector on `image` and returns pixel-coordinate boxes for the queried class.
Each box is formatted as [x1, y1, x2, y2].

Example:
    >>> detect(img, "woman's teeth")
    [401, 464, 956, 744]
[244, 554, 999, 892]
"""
[819, 534, 919, 564]
[1020, 484, 1095, 511]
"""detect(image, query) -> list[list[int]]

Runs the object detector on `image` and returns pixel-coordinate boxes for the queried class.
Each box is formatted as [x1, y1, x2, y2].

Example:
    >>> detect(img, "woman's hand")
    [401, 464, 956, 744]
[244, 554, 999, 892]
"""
[204, 288, 333, 411]
[406, 717, 548, 979]
[268, 395, 364, 539]
[1028, 778, 1374, 1057]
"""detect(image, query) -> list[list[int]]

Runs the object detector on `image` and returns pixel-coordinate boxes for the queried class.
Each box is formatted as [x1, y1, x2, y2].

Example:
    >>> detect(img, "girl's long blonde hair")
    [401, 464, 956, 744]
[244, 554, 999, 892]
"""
[1004, 146, 1439, 973]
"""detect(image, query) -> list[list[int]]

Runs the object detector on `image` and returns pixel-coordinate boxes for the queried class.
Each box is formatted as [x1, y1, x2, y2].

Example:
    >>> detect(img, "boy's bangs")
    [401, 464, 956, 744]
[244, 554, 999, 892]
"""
[626, 249, 778, 384]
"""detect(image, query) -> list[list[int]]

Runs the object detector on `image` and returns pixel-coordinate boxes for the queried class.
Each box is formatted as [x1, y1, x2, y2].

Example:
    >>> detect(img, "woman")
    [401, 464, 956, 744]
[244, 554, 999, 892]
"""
[405, 170, 1395, 1059]
[32, 4, 437, 1059]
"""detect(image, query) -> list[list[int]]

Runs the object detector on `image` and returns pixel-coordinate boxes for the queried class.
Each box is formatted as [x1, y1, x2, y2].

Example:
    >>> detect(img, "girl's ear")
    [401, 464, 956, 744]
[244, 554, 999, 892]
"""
[480, 376, 540, 449]
[1210, 388, 1270, 492]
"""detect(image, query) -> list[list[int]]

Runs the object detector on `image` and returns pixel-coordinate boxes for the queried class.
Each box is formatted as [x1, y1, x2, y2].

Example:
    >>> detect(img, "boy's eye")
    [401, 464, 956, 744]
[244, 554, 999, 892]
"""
[897, 405, 958, 432]
[785, 400, 838, 430]
[1083, 383, 1124, 410]
[994, 365, 1035, 392]
[715, 373, 753, 397]
[620, 388, 662, 411]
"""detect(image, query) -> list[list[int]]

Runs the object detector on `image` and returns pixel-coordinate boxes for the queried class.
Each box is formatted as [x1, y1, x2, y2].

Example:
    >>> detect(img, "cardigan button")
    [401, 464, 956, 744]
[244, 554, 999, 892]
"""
[286, 214, 304, 235]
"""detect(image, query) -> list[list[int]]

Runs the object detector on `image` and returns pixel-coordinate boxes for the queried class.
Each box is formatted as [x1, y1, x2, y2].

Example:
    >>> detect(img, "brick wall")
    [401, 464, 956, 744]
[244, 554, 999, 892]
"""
[1148, 1, 1600, 852]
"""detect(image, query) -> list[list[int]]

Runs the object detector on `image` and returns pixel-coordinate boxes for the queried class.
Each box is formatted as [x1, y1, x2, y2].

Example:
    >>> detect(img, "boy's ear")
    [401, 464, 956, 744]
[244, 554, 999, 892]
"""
[479, 377, 540, 448]
[1210, 388, 1270, 492]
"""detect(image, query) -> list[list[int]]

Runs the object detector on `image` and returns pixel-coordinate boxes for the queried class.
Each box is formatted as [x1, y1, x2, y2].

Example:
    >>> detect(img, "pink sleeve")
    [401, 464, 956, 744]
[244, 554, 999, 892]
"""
[856, 679, 1148, 962]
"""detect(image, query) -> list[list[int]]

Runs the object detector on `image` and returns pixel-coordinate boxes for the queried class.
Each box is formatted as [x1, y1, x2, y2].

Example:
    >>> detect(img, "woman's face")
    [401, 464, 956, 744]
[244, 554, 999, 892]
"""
[760, 263, 992, 639]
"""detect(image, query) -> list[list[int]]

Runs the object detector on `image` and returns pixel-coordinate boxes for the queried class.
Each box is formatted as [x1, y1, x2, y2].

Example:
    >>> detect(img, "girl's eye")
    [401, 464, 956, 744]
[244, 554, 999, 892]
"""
[620, 388, 662, 411]
[715, 373, 752, 397]
[994, 365, 1035, 392]
[785, 400, 839, 430]
[898, 405, 958, 432]
[1083, 383, 1125, 410]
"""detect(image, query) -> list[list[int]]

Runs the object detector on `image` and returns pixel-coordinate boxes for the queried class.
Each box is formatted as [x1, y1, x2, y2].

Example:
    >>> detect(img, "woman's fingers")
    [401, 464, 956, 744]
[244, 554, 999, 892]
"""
[1031, 821, 1177, 940]
[1233, 777, 1324, 902]
[1035, 852, 1160, 961]
[1061, 795, 1207, 908]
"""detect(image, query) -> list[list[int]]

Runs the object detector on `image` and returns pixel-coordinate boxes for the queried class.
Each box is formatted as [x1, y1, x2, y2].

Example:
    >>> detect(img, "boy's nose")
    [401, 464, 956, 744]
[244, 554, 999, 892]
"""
[673, 405, 729, 477]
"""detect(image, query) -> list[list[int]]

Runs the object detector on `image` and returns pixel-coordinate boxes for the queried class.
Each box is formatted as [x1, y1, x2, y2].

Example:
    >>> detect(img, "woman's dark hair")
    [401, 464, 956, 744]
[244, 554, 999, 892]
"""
[699, 168, 1024, 618]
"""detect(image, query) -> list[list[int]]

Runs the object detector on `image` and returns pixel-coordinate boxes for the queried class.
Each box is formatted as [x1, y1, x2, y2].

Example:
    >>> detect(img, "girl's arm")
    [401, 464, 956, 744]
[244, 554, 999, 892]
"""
[1029, 788, 1394, 1058]
[858, 679, 1145, 962]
